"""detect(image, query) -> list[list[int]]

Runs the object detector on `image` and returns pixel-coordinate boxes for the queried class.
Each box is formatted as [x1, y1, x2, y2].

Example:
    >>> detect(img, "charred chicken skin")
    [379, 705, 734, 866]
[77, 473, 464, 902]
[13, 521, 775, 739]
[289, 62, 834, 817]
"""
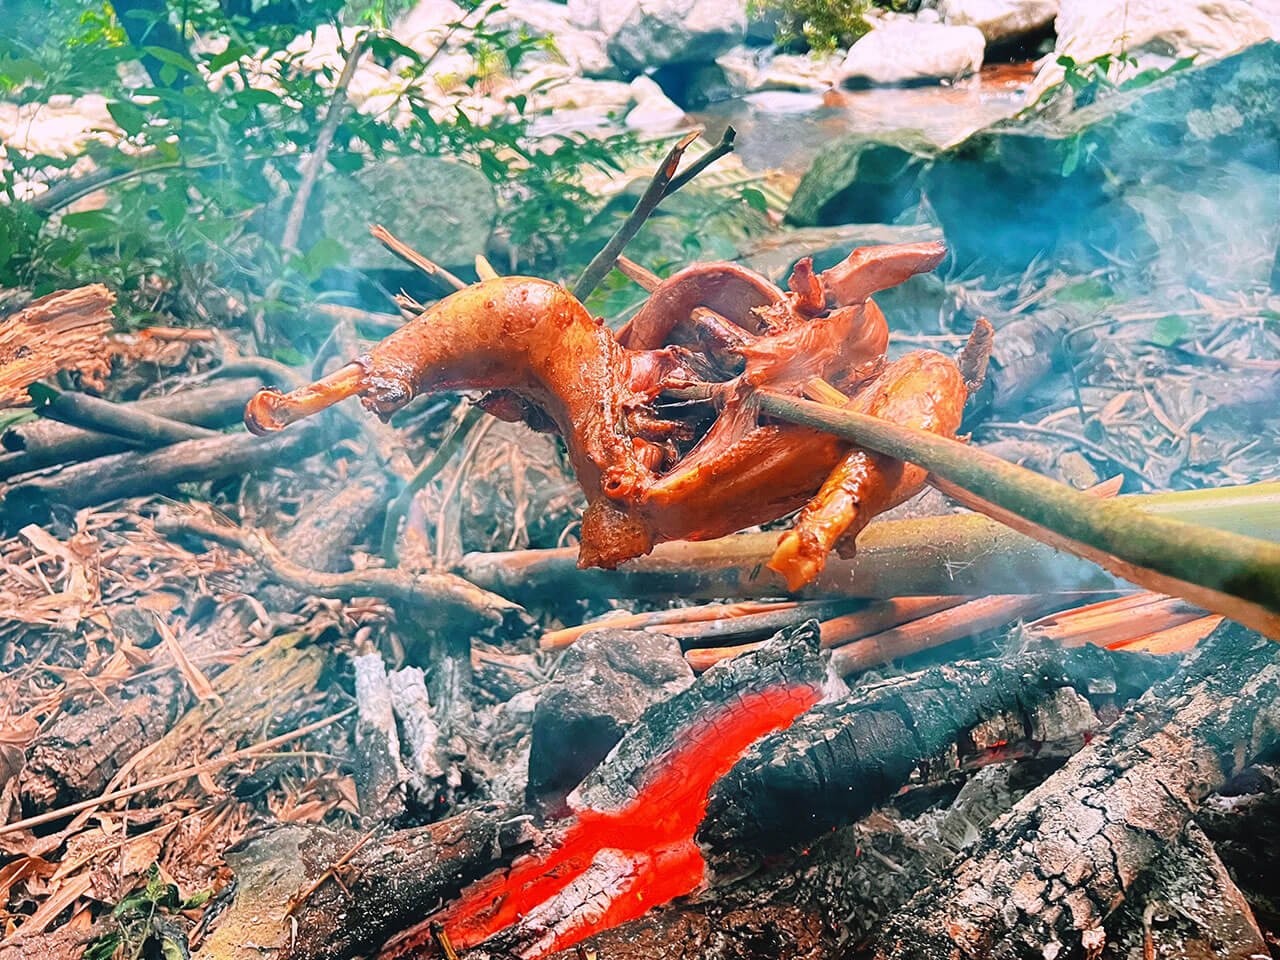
[244, 240, 975, 588]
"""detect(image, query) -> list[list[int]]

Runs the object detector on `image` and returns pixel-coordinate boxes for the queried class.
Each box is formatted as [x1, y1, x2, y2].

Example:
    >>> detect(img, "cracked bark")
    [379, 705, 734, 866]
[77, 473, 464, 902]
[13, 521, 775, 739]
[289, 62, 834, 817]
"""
[873, 620, 1280, 960]
[699, 643, 1171, 871]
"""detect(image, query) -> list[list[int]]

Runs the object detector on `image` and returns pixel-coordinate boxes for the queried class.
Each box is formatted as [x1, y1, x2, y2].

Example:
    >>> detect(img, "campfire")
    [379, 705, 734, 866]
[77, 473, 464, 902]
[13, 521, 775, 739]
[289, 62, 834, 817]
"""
[3, 67, 1280, 960]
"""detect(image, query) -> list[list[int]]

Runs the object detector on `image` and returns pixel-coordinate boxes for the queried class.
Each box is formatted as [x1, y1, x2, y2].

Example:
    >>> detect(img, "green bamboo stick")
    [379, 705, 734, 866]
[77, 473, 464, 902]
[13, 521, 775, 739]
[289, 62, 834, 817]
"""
[756, 390, 1280, 638]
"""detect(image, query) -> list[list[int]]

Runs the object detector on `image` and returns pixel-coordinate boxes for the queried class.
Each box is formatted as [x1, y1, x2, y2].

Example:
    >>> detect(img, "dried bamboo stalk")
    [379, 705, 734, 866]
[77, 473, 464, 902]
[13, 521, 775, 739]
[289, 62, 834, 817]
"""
[0, 285, 115, 407]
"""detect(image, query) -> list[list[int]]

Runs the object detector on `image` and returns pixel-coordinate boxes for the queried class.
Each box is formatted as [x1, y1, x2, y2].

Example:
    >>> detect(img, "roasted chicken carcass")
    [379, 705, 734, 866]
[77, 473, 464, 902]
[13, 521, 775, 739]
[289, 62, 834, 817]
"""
[245, 241, 979, 589]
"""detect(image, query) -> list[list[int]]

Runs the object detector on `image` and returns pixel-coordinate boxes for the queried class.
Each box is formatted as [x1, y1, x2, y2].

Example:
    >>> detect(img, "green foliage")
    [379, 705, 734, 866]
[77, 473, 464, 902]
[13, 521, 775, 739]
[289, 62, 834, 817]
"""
[1029, 51, 1197, 116]
[84, 864, 210, 960]
[0, 0, 659, 350]
[748, 0, 873, 52]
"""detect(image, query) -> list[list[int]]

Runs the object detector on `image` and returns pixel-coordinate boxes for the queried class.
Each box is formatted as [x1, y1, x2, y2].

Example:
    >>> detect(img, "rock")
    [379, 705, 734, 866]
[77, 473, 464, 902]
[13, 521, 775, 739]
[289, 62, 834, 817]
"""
[785, 131, 939, 226]
[606, 0, 747, 75]
[1033, 0, 1277, 97]
[938, 0, 1058, 45]
[527, 629, 693, 808]
[838, 21, 986, 86]
[652, 61, 739, 109]
[716, 45, 842, 92]
[319, 156, 496, 272]
[924, 41, 1280, 284]
[624, 75, 686, 130]
[490, 0, 617, 76]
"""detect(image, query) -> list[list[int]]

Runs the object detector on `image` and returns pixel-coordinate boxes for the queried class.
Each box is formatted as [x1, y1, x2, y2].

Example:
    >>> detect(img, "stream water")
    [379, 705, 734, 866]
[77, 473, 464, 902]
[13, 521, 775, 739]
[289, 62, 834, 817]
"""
[691, 63, 1036, 173]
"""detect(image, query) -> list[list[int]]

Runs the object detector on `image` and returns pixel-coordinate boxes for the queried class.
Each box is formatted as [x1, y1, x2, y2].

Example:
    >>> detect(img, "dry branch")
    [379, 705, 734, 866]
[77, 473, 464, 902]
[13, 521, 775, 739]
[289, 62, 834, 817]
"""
[0, 376, 263, 478]
[155, 509, 525, 628]
[31, 384, 218, 445]
[873, 619, 1280, 959]
[0, 284, 115, 406]
[1, 419, 335, 529]
[572, 130, 702, 300]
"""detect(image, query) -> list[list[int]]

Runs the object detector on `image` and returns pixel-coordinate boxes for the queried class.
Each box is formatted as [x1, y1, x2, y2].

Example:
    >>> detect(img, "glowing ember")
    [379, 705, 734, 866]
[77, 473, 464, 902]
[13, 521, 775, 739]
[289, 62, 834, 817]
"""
[403, 684, 820, 959]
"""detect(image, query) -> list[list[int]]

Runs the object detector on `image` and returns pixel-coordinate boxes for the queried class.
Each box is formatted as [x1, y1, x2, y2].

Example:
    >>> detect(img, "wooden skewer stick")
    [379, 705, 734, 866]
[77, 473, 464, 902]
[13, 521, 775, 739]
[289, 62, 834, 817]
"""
[475, 254, 500, 281]
[369, 224, 467, 292]
[541, 599, 800, 650]
[757, 390, 1280, 639]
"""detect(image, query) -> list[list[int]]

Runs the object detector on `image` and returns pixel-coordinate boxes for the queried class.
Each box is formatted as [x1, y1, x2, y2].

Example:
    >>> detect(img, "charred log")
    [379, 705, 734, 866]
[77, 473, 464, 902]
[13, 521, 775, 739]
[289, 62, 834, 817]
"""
[873, 620, 1280, 959]
[699, 643, 1172, 869]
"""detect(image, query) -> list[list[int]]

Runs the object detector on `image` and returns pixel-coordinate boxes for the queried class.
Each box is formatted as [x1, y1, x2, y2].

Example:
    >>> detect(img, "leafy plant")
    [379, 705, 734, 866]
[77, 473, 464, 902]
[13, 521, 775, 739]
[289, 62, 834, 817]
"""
[84, 864, 211, 960]
[0, 0, 642, 351]
[748, 0, 873, 52]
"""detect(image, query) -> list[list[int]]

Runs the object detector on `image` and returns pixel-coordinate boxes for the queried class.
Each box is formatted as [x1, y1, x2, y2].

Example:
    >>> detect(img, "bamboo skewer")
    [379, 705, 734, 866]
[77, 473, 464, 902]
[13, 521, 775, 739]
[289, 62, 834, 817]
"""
[757, 391, 1280, 639]
[827, 594, 1080, 677]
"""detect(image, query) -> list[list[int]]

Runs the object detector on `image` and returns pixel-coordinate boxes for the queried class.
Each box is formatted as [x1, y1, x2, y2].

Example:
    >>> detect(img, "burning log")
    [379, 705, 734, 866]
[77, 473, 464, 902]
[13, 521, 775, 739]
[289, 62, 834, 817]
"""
[253, 629, 1185, 960]
[373, 624, 829, 960]
[873, 619, 1280, 959]
[696, 642, 1171, 870]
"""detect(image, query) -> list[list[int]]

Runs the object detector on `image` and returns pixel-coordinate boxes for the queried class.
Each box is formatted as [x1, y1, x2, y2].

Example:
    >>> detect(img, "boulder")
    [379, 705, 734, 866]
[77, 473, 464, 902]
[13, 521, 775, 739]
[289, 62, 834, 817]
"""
[606, 0, 748, 75]
[624, 75, 686, 129]
[716, 45, 843, 92]
[938, 0, 1058, 45]
[527, 629, 693, 809]
[320, 156, 496, 271]
[1032, 0, 1277, 97]
[923, 41, 1280, 285]
[785, 131, 940, 226]
[838, 20, 986, 86]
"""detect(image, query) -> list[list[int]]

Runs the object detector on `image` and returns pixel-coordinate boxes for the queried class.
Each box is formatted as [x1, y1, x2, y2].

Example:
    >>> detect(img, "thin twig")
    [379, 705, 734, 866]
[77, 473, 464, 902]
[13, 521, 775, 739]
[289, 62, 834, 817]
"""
[381, 404, 484, 563]
[665, 124, 736, 194]
[0, 707, 355, 837]
[286, 826, 381, 915]
[282, 32, 370, 254]
[370, 224, 467, 292]
[572, 130, 701, 301]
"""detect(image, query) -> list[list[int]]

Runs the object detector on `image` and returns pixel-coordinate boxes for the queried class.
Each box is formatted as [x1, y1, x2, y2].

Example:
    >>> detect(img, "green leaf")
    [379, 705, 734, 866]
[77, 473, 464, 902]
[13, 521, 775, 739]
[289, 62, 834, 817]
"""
[304, 237, 348, 274]
[144, 46, 198, 74]
[1151, 314, 1190, 346]
[208, 44, 251, 72]
[60, 209, 117, 232]
[181, 889, 212, 910]
[161, 934, 189, 960]
[740, 187, 768, 213]
[107, 100, 147, 137]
